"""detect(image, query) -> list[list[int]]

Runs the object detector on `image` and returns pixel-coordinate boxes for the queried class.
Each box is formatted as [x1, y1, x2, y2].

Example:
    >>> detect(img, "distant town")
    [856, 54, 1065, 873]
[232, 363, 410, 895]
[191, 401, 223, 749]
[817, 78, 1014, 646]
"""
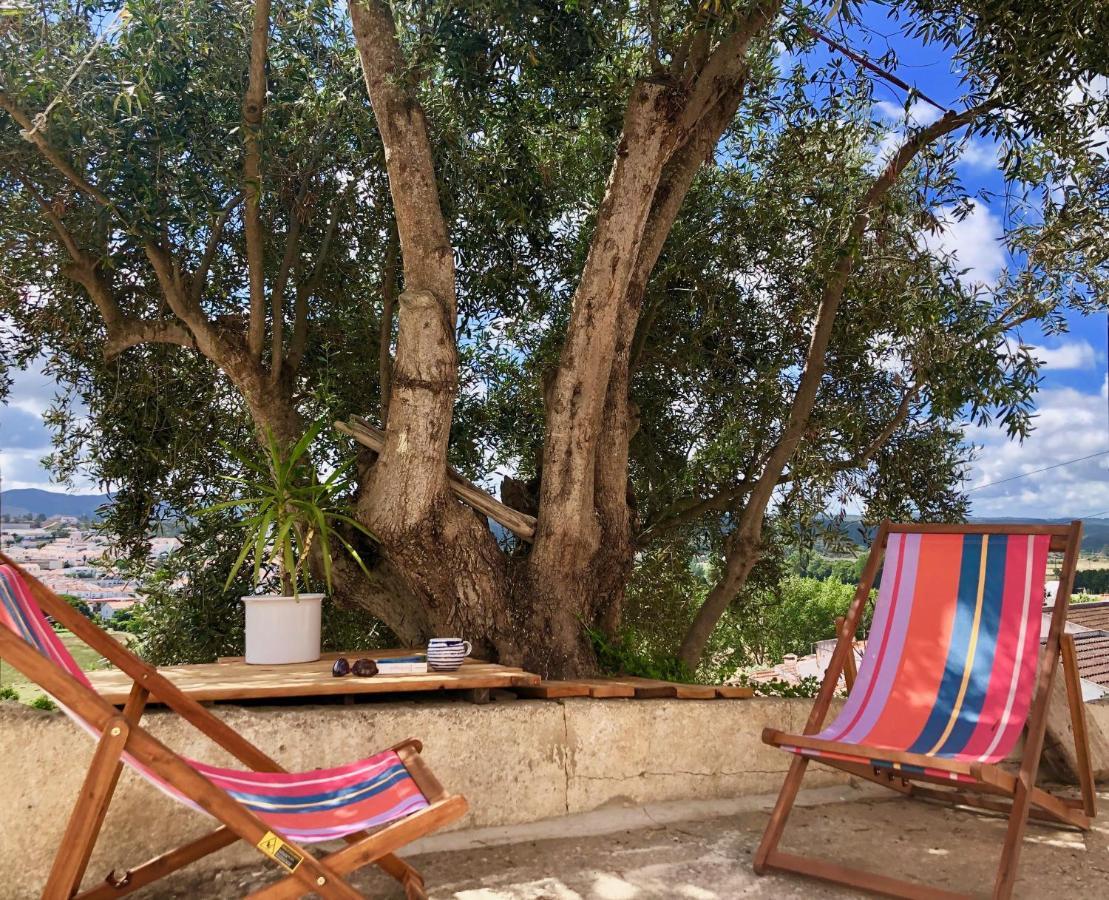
[0, 514, 175, 624]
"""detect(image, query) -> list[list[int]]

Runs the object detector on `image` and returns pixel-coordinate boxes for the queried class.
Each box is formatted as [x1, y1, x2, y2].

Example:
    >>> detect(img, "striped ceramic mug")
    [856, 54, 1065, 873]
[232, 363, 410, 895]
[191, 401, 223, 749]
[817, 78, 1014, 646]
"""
[427, 638, 472, 671]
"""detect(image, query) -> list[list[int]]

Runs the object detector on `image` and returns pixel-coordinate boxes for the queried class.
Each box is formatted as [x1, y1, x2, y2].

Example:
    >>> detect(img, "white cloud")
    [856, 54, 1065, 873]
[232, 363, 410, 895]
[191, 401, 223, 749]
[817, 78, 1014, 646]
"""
[873, 100, 943, 129]
[920, 200, 1007, 287]
[4, 359, 58, 417]
[964, 377, 1109, 518]
[1029, 339, 1100, 371]
[957, 138, 1001, 173]
[1, 356, 99, 494]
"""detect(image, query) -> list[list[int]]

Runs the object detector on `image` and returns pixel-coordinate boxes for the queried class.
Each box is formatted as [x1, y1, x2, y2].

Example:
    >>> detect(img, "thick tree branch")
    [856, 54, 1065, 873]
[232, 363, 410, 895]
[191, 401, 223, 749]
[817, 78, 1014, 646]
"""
[349, 0, 455, 309]
[270, 150, 325, 381]
[640, 388, 914, 542]
[533, 8, 780, 586]
[19, 173, 83, 262]
[20, 176, 197, 360]
[732, 103, 990, 523]
[242, 0, 271, 361]
[349, 0, 460, 532]
[144, 241, 226, 359]
[103, 319, 197, 358]
[678, 2, 781, 134]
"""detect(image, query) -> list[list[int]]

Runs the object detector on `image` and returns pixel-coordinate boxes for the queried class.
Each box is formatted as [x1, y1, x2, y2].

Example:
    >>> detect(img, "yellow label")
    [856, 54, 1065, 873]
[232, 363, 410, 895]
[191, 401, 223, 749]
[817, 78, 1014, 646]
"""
[257, 831, 302, 872]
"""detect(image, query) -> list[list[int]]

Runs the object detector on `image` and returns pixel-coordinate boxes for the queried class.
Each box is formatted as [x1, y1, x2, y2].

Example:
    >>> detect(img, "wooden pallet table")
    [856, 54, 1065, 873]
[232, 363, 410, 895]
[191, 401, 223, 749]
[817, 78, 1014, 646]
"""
[86, 648, 540, 706]
[512, 677, 754, 700]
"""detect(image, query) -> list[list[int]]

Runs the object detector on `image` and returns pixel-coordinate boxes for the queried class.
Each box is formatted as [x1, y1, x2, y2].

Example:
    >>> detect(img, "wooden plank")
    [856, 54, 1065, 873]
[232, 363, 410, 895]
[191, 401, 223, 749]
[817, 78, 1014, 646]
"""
[763, 728, 979, 778]
[605, 677, 676, 698]
[715, 685, 754, 699]
[511, 681, 593, 699]
[613, 676, 718, 699]
[66, 682, 150, 891]
[513, 679, 750, 700]
[218, 647, 473, 665]
[886, 521, 1073, 552]
[835, 616, 857, 692]
[573, 679, 636, 698]
[87, 652, 541, 705]
[339, 418, 537, 541]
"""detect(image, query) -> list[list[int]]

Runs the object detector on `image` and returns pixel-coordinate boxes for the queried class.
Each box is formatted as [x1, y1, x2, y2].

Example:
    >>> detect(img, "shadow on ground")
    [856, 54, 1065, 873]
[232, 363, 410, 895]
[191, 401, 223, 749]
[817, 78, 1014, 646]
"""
[141, 785, 1109, 898]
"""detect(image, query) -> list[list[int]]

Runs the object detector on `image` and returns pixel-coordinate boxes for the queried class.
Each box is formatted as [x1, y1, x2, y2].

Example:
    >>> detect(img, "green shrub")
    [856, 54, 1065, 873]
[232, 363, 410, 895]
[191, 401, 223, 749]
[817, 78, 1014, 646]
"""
[28, 695, 56, 711]
[60, 593, 94, 620]
[586, 625, 695, 683]
[1074, 569, 1109, 595]
[741, 675, 822, 698]
[0, 685, 19, 701]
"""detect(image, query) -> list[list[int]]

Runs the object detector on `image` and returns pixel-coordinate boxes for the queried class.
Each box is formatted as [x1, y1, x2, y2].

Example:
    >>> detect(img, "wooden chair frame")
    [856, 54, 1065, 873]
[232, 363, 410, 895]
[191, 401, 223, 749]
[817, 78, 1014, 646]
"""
[0, 552, 468, 900]
[753, 521, 1096, 900]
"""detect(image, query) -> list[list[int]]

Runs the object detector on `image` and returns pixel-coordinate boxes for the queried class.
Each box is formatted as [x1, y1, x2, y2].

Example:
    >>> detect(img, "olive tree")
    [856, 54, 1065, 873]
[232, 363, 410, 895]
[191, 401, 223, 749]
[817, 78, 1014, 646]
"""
[1, 0, 1105, 675]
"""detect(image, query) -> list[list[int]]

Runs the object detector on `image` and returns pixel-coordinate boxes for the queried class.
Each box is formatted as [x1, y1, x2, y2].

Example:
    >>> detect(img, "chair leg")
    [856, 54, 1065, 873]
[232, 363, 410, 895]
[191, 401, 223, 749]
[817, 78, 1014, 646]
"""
[1061, 634, 1098, 818]
[376, 854, 426, 900]
[72, 827, 239, 900]
[43, 716, 130, 899]
[753, 755, 809, 874]
[992, 777, 1038, 900]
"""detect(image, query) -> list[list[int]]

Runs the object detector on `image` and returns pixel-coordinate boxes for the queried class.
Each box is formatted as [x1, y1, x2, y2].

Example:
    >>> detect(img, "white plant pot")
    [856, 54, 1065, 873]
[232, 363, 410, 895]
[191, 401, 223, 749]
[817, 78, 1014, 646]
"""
[241, 593, 324, 665]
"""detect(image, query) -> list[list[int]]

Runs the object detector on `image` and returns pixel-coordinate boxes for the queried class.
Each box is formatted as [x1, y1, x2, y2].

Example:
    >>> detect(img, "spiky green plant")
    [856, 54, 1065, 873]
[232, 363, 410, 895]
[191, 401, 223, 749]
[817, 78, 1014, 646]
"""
[201, 421, 373, 597]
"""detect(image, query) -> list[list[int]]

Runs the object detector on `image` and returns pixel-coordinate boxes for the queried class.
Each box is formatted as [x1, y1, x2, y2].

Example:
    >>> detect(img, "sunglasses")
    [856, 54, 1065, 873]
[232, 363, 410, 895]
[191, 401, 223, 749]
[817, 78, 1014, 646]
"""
[331, 657, 377, 678]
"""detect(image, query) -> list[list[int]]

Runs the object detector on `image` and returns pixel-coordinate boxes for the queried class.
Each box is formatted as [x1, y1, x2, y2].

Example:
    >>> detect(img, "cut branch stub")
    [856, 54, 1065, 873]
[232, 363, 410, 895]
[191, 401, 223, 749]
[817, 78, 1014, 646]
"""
[336, 418, 537, 542]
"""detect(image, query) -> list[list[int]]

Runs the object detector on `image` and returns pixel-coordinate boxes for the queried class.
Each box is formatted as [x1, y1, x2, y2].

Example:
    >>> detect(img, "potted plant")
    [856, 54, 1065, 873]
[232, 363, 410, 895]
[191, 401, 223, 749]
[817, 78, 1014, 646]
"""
[202, 422, 372, 665]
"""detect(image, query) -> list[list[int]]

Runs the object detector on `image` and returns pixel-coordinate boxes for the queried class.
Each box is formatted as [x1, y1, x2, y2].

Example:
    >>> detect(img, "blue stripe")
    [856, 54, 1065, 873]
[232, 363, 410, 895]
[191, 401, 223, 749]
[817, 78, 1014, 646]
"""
[931, 536, 1009, 756]
[226, 764, 412, 813]
[0, 571, 46, 651]
[908, 534, 984, 753]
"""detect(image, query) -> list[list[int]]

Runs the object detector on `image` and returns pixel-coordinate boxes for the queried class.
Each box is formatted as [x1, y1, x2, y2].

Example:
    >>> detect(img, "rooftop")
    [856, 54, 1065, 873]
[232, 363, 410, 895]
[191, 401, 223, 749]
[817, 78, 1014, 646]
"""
[1066, 599, 1109, 632]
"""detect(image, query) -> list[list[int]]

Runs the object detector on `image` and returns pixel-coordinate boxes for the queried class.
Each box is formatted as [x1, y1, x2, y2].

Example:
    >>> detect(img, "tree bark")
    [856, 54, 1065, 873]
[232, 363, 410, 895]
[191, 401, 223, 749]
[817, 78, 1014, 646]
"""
[348, 1, 520, 661]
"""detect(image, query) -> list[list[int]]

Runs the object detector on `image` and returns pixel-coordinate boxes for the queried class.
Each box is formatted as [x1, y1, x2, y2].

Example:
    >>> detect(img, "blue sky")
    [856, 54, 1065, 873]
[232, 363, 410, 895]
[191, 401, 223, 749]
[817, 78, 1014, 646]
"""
[821, 4, 1109, 519]
[0, 3, 1106, 519]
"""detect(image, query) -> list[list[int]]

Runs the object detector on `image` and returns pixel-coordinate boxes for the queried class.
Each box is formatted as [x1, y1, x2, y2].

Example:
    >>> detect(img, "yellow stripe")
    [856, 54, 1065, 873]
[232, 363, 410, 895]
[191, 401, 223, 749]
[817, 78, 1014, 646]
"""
[926, 534, 989, 755]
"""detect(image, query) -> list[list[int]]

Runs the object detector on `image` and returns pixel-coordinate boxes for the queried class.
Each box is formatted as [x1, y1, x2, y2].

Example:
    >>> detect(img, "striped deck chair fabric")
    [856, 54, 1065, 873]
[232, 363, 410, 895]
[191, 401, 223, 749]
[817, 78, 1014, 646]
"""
[0, 563, 429, 843]
[785, 531, 1051, 781]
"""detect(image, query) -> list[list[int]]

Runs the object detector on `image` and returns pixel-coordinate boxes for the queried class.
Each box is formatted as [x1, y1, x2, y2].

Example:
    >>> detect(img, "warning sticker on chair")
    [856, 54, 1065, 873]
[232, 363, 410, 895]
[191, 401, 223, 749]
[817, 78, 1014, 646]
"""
[257, 831, 302, 872]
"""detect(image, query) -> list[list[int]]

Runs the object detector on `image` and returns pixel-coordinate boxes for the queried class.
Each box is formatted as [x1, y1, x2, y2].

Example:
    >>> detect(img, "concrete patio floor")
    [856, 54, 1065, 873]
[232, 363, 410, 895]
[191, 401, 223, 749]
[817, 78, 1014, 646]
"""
[147, 783, 1109, 898]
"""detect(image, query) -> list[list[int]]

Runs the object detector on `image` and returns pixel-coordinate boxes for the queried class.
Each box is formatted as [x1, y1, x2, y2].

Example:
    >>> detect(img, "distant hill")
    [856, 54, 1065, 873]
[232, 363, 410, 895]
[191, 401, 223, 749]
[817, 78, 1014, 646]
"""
[0, 489, 110, 520]
[833, 516, 1109, 555]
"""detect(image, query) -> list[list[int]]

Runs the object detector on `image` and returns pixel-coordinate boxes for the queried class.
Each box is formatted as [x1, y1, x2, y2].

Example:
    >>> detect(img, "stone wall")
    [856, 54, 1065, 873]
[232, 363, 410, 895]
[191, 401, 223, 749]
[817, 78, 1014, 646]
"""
[0, 696, 840, 898]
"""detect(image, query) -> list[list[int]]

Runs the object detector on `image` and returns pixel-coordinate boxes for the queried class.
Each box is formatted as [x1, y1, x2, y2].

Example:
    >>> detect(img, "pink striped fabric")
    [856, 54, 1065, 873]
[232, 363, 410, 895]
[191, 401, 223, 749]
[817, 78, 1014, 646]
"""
[780, 531, 1051, 782]
[0, 565, 428, 842]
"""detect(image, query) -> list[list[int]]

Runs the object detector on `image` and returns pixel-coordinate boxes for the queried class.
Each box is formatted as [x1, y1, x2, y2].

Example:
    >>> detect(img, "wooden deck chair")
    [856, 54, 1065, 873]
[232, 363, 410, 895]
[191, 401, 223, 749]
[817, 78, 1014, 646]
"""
[754, 521, 1096, 900]
[0, 552, 468, 900]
